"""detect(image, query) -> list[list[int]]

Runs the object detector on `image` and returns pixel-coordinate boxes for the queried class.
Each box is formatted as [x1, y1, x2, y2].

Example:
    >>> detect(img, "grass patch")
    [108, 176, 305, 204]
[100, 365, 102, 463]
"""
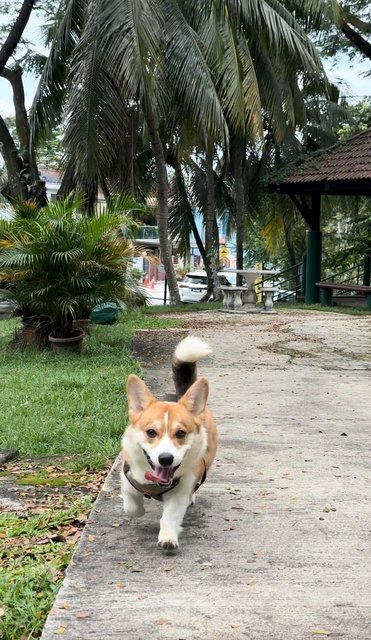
[0, 309, 182, 468]
[15, 472, 81, 487]
[275, 301, 370, 316]
[0, 498, 92, 640]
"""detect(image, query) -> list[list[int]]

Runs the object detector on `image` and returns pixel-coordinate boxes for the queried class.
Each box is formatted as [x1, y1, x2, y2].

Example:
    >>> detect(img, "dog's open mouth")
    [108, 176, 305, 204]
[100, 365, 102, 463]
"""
[144, 466, 175, 485]
[142, 449, 180, 485]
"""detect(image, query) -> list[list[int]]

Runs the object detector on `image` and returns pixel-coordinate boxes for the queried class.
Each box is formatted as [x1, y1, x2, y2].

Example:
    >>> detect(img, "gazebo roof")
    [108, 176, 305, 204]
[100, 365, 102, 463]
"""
[270, 128, 371, 196]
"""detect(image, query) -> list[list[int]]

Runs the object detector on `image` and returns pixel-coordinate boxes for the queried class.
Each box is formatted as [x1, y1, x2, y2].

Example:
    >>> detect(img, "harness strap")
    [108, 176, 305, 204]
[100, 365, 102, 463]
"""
[123, 461, 180, 501]
[194, 458, 207, 494]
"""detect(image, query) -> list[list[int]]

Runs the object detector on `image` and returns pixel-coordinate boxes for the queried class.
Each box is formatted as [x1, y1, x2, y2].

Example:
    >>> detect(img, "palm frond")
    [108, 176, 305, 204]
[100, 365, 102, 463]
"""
[30, 0, 86, 146]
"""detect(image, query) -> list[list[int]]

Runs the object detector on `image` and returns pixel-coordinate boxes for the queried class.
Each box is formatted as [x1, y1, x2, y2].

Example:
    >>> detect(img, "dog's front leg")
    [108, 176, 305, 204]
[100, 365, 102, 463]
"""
[121, 472, 145, 518]
[158, 476, 194, 550]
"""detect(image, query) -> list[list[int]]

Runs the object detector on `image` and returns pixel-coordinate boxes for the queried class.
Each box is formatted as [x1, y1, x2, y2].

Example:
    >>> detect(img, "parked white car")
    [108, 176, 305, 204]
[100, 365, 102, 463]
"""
[178, 270, 235, 303]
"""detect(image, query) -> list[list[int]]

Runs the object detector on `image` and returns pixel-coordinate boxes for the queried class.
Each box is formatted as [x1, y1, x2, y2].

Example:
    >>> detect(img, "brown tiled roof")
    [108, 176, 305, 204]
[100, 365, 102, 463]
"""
[280, 127, 371, 184]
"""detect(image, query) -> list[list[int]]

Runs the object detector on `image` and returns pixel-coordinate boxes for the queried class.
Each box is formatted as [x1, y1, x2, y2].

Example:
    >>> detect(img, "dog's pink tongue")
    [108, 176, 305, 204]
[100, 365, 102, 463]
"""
[145, 466, 173, 484]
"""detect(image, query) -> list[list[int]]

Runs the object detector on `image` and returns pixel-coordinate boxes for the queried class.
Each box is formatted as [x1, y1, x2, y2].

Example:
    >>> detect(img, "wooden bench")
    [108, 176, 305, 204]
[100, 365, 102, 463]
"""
[316, 282, 371, 310]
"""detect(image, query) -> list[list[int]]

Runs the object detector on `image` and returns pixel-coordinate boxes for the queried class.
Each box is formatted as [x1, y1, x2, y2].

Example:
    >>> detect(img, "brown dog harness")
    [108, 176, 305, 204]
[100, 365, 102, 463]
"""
[123, 460, 207, 502]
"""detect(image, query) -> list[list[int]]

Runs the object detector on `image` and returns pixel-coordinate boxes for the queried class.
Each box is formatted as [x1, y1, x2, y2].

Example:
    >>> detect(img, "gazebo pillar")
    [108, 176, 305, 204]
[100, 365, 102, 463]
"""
[305, 194, 322, 304]
[306, 230, 322, 303]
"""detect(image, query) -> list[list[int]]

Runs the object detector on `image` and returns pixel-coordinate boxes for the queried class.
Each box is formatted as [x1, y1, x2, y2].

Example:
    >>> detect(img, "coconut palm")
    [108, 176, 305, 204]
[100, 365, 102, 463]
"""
[31, 0, 328, 301]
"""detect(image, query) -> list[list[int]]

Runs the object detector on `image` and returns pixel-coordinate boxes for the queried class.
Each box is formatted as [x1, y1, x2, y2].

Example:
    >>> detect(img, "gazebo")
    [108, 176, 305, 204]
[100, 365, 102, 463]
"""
[269, 127, 371, 303]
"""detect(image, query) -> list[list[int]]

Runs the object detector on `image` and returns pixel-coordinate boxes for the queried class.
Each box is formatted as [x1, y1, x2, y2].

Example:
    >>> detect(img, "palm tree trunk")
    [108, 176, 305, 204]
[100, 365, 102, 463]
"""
[144, 101, 180, 304]
[205, 141, 222, 300]
[232, 140, 245, 287]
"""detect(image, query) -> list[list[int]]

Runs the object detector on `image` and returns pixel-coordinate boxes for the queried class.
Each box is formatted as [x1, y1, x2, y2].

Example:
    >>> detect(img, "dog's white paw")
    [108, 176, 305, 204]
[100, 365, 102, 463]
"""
[157, 534, 179, 551]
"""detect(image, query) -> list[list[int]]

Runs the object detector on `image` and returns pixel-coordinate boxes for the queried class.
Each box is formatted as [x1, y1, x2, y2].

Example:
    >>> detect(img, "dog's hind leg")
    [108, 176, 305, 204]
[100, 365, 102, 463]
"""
[158, 475, 195, 550]
[120, 472, 145, 518]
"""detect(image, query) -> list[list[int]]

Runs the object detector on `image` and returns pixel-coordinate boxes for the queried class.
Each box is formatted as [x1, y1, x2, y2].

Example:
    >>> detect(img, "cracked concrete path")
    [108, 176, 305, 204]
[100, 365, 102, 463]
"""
[41, 311, 371, 640]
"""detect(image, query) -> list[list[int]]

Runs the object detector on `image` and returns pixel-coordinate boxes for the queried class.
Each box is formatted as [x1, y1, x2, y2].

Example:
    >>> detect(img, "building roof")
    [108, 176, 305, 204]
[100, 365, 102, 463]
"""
[38, 167, 105, 201]
[270, 128, 371, 196]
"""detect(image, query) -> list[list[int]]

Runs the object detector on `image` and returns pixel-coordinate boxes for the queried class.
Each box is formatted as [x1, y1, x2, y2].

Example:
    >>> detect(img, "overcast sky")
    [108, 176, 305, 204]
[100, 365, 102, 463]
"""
[0, 11, 371, 117]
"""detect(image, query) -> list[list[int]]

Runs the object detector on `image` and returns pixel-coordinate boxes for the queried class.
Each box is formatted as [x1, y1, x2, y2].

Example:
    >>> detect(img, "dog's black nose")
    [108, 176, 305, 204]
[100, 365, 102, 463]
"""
[158, 453, 174, 467]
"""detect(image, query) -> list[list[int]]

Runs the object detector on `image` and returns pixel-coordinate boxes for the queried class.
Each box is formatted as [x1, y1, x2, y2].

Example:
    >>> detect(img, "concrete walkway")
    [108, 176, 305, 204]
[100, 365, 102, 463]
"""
[41, 311, 371, 640]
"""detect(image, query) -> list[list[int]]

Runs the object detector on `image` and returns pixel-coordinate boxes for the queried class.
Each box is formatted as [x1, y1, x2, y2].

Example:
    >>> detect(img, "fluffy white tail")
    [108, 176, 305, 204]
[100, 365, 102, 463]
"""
[172, 336, 212, 398]
[174, 335, 212, 363]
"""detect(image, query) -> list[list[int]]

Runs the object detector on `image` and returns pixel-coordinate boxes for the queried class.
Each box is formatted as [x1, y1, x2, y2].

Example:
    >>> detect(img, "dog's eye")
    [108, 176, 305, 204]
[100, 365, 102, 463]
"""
[146, 429, 157, 439]
[175, 430, 187, 440]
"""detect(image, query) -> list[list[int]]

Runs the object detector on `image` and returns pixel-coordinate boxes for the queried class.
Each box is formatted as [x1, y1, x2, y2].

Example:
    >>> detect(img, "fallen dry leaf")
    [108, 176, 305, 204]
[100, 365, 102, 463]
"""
[66, 531, 82, 544]
[75, 513, 88, 523]
[157, 618, 170, 626]
[311, 630, 330, 636]
[87, 535, 96, 542]
[111, 523, 121, 528]
[54, 627, 67, 635]
[116, 582, 126, 588]
[76, 612, 91, 619]
[58, 603, 70, 610]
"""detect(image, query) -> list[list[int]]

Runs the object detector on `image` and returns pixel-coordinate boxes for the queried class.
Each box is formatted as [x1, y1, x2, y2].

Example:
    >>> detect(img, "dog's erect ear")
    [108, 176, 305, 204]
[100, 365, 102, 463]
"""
[126, 374, 155, 415]
[179, 378, 209, 416]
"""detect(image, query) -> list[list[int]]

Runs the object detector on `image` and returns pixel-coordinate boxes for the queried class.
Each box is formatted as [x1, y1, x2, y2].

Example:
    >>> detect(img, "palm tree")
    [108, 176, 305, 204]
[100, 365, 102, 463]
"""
[0, 196, 146, 345]
[31, 0, 328, 302]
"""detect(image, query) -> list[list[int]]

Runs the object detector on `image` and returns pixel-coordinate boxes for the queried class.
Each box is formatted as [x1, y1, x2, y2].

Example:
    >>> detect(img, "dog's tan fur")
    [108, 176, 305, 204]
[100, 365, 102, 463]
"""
[121, 337, 217, 550]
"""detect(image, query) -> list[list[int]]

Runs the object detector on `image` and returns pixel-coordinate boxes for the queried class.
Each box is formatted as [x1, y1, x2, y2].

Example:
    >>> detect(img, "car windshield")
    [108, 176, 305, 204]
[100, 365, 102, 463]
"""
[183, 275, 207, 285]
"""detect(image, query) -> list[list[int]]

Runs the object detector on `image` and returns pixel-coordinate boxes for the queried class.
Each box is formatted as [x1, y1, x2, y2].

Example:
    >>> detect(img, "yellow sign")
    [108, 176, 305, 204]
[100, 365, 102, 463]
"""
[219, 246, 228, 259]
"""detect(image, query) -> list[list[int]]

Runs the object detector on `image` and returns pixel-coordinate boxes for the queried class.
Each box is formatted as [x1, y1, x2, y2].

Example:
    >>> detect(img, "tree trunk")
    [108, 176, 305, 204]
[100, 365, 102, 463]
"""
[204, 141, 222, 300]
[57, 160, 76, 199]
[1, 66, 47, 207]
[144, 101, 180, 304]
[0, 0, 36, 75]
[283, 210, 297, 270]
[174, 161, 209, 268]
[0, 115, 28, 201]
[232, 139, 245, 287]
[340, 18, 371, 60]
[0, 2, 48, 208]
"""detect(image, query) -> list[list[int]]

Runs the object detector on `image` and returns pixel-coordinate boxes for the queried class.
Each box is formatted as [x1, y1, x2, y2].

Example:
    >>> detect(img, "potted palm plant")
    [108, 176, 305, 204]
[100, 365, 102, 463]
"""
[0, 196, 147, 353]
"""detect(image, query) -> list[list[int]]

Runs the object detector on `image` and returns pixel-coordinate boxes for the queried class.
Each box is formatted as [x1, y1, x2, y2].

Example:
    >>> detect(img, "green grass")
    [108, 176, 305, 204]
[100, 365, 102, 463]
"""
[0, 310, 182, 468]
[0, 498, 92, 640]
[275, 301, 370, 315]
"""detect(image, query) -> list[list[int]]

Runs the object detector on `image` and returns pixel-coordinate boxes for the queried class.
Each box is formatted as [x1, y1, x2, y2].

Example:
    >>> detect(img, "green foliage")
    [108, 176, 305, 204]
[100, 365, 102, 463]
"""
[0, 498, 91, 640]
[0, 310, 181, 458]
[0, 196, 146, 337]
[336, 98, 371, 139]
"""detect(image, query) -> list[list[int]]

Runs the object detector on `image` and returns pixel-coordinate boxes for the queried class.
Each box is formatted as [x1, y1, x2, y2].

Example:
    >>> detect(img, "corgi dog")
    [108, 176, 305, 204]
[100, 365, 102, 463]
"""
[121, 335, 217, 550]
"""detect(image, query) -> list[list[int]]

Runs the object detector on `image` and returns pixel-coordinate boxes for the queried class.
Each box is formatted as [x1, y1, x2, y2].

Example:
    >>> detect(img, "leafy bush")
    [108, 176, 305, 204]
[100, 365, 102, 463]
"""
[0, 196, 146, 339]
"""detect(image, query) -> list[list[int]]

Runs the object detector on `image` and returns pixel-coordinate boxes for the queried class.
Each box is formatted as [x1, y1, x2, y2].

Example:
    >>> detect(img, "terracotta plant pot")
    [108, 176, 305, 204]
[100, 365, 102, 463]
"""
[73, 319, 92, 335]
[49, 329, 85, 355]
